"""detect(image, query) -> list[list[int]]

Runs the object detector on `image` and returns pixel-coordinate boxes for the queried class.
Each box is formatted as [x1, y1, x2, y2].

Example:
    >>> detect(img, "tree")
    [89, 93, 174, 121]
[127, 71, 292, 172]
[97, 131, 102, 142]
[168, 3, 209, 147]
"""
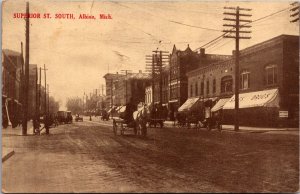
[49, 96, 60, 113]
[66, 97, 83, 114]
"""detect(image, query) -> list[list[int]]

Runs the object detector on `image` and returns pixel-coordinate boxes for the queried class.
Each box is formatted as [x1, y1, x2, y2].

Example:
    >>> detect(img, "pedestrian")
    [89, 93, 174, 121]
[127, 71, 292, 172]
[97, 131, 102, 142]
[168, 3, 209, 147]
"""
[33, 118, 41, 135]
[205, 106, 211, 130]
[44, 114, 50, 135]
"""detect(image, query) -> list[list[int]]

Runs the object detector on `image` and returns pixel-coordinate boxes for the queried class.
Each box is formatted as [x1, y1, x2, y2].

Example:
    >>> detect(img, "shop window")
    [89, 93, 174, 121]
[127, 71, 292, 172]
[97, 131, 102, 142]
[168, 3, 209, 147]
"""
[240, 70, 250, 90]
[213, 79, 216, 94]
[265, 65, 277, 85]
[221, 76, 233, 93]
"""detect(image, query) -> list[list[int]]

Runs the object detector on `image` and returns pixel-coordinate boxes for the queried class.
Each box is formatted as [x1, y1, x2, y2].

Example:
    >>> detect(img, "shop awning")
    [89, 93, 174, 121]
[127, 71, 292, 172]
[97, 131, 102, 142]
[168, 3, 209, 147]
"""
[178, 97, 199, 112]
[119, 106, 126, 113]
[223, 88, 279, 109]
[211, 98, 230, 112]
[116, 106, 122, 111]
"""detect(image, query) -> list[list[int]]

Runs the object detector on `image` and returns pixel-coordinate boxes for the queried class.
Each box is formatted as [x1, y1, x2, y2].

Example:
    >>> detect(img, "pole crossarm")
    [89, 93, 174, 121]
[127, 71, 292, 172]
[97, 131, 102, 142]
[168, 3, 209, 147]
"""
[223, 30, 252, 33]
[223, 6, 252, 131]
[223, 12, 252, 17]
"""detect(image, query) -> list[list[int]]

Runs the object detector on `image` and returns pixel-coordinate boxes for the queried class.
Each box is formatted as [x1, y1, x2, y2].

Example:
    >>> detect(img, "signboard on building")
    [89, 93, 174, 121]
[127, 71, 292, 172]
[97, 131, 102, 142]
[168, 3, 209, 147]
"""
[279, 111, 289, 118]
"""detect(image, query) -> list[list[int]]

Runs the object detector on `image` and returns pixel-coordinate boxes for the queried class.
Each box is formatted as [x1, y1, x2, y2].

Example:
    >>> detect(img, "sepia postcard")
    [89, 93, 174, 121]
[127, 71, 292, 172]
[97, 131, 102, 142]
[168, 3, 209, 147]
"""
[1, 0, 299, 193]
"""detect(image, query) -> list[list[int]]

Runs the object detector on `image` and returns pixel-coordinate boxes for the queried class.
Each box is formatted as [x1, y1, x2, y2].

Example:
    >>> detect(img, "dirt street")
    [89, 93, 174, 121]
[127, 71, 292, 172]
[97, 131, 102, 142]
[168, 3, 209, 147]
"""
[2, 120, 299, 192]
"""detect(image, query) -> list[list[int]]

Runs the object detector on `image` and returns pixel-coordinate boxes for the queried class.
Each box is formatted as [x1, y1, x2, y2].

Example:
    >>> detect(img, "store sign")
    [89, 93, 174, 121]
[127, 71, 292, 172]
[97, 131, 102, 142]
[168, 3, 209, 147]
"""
[279, 111, 288, 118]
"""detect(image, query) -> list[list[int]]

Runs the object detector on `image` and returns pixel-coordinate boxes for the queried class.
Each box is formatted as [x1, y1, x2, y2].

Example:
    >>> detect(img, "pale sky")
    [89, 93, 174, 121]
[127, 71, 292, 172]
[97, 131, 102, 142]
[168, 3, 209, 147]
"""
[2, 0, 299, 109]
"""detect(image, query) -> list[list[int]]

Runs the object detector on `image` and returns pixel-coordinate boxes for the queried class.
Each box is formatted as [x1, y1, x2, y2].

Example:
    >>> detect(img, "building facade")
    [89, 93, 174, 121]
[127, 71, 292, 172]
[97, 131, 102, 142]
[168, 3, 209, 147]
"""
[187, 35, 299, 127]
[168, 45, 230, 120]
[104, 71, 151, 108]
[2, 48, 24, 128]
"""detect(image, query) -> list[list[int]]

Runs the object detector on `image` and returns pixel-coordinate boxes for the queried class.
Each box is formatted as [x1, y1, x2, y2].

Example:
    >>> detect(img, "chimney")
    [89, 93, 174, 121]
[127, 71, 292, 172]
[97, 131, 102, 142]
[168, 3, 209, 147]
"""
[200, 48, 205, 57]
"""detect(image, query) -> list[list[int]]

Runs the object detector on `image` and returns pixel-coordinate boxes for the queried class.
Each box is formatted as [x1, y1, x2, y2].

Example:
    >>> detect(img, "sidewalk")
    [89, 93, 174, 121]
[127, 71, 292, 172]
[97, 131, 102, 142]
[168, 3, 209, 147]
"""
[2, 121, 35, 162]
[163, 120, 299, 133]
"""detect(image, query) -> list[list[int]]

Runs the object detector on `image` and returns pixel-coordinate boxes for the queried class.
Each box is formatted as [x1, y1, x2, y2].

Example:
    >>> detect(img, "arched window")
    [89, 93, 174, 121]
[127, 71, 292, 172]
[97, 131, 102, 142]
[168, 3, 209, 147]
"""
[221, 76, 233, 93]
[240, 69, 250, 90]
[265, 64, 277, 85]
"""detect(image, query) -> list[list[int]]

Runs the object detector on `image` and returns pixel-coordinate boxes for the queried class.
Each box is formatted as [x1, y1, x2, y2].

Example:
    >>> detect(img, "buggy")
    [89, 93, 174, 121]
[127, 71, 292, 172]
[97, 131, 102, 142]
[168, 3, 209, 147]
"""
[112, 103, 148, 137]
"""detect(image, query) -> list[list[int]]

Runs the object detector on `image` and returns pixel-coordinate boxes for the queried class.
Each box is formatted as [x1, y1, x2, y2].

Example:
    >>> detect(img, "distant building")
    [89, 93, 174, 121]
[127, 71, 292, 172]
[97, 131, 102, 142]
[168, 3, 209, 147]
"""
[103, 70, 151, 108]
[103, 73, 125, 108]
[187, 34, 299, 127]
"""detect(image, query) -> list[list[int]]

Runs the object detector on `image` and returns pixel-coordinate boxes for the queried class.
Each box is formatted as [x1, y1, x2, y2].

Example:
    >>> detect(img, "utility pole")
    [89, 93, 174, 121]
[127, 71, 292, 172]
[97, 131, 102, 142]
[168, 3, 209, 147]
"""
[35, 67, 38, 134]
[42, 64, 48, 115]
[47, 84, 50, 114]
[223, 6, 252, 131]
[39, 67, 41, 117]
[146, 51, 169, 104]
[22, 2, 30, 135]
[110, 78, 113, 108]
[121, 70, 132, 104]
[290, 2, 299, 23]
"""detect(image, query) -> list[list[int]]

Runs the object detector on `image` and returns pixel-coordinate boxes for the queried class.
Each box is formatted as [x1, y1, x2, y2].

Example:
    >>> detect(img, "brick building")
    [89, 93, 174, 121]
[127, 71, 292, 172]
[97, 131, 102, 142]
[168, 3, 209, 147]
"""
[187, 34, 299, 127]
[169, 44, 230, 120]
[2, 47, 24, 128]
[103, 71, 151, 108]
[152, 65, 169, 105]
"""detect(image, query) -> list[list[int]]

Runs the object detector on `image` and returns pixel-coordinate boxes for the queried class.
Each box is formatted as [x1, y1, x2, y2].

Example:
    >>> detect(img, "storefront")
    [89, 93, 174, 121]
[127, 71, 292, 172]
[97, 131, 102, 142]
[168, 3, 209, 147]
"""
[221, 88, 280, 127]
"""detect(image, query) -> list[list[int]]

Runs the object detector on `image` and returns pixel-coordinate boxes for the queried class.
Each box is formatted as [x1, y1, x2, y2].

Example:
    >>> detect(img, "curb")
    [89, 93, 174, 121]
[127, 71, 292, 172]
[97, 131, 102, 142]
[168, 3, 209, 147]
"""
[2, 150, 15, 163]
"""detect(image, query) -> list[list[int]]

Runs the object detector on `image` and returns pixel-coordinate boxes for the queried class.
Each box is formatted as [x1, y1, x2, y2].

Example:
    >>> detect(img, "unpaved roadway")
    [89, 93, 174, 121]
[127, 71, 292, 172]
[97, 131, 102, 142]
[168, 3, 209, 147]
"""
[2, 119, 299, 192]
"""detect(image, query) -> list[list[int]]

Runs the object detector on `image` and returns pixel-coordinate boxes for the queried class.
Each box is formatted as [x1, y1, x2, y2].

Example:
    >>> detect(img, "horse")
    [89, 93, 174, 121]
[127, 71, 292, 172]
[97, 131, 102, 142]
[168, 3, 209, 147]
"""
[133, 102, 151, 137]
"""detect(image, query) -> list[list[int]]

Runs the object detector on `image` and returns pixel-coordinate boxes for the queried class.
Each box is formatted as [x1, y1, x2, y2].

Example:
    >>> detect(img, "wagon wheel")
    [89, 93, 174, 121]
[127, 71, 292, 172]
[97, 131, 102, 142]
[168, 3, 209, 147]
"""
[113, 120, 117, 136]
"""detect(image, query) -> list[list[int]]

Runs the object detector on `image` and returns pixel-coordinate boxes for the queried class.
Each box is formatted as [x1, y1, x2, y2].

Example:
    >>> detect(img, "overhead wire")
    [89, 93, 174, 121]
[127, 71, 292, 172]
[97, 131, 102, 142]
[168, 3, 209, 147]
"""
[194, 6, 292, 52]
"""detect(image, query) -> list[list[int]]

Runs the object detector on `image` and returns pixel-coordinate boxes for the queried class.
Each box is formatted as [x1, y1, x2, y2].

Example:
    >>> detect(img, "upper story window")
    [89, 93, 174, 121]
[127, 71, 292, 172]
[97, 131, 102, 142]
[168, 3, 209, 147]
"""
[206, 79, 210, 95]
[195, 82, 198, 96]
[200, 81, 204, 95]
[213, 79, 216, 94]
[240, 70, 250, 90]
[190, 84, 193, 97]
[221, 76, 233, 93]
[265, 64, 277, 86]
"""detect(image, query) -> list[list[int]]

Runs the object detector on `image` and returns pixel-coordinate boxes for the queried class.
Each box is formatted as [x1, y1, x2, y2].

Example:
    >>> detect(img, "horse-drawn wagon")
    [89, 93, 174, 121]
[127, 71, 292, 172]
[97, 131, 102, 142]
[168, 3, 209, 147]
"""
[177, 97, 222, 131]
[145, 103, 169, 128]
[112, 103, 149, 137]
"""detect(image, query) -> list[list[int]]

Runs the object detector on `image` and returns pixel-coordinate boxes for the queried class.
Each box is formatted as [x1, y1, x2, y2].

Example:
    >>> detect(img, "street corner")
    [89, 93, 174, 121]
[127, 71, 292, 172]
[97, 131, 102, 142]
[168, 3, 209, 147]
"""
[2, 148, 15, 162]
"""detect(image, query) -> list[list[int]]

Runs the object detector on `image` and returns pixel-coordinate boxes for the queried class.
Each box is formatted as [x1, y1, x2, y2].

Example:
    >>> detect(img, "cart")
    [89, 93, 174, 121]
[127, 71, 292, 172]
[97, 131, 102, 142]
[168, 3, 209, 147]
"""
[147, 104, 167, 128]
[112, 104, 148, 137]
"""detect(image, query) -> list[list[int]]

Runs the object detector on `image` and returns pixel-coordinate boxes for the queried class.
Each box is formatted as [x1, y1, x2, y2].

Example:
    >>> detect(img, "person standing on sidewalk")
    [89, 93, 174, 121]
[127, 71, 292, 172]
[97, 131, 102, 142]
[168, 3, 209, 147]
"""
[44, 114, 50, 135]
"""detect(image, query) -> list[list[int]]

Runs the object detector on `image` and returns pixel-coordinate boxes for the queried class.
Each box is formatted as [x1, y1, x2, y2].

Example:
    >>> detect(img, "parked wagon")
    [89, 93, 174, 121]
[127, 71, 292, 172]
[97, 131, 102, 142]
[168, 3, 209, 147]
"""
[146, 103, 168, 128]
